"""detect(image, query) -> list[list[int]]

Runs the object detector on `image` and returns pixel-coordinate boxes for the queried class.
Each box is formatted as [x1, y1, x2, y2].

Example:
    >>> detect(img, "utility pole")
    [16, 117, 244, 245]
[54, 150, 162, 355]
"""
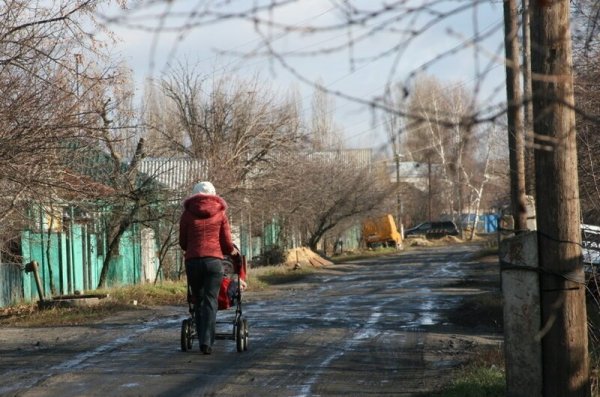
[427, 159, 432, 222]
[503, 0, 528, 233]
[395, 151, 401, 229]
[521, 0, 536, 198]
[393, 132, 403, 230]
[530, 1, 590, 395]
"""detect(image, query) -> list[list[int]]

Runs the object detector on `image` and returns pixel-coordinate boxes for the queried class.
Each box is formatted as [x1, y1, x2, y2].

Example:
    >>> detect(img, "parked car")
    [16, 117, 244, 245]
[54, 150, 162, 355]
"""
[404, 221, 459, 239]
[582, 224, 600, 265]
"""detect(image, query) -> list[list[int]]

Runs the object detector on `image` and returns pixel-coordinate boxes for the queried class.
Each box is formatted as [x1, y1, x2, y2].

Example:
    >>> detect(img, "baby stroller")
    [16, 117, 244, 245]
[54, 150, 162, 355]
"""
[180, 251, 249, 353]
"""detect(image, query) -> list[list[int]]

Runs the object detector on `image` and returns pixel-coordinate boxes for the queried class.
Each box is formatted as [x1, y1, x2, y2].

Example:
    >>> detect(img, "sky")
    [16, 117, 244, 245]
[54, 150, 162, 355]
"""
[99, 0, 507, 154]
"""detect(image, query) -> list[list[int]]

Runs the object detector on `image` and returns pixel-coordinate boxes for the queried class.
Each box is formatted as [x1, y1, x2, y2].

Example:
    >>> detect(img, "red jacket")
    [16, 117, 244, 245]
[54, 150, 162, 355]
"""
[179, 194, 235, 261]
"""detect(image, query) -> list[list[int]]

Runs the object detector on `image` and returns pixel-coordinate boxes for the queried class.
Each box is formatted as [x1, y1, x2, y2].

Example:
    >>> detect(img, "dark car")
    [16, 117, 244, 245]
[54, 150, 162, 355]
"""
[404, 221, 459, 239]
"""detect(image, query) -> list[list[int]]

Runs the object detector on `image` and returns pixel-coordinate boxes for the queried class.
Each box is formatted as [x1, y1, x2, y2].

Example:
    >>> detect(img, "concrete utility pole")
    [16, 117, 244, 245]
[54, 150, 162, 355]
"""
[530, 0, 590, 395]
[503, 0, 528, 233]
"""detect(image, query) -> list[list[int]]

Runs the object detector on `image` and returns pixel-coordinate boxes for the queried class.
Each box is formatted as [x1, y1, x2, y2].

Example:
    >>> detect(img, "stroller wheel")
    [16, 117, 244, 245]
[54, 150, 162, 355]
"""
[236, 319, 245, 352]
[181, 319, 193, 352]
[243, 318, 249, 351]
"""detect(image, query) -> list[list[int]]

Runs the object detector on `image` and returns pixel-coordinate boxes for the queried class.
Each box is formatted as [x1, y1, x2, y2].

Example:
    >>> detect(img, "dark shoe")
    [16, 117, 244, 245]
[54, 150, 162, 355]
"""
[200, 344, 212, 355]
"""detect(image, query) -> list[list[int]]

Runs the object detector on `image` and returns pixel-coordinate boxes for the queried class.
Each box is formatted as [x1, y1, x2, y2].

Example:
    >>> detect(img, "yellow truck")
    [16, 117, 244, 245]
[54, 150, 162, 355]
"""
[361, 214, 403, 249]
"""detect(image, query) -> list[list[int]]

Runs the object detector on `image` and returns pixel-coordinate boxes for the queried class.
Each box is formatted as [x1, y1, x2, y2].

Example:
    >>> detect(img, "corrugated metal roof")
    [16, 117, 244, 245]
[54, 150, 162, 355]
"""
[139, 158, 207, 192]
[306, 149, 373, 167]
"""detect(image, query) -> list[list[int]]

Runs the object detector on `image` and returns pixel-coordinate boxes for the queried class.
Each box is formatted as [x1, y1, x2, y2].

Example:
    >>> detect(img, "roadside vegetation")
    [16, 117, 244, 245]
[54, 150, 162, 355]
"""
[436, 346, 505, 397]
[586, 283, 600, 397]
[248, 264, 318, 290]
[329, 246, 399, 263]
[0, 263, 320, 327]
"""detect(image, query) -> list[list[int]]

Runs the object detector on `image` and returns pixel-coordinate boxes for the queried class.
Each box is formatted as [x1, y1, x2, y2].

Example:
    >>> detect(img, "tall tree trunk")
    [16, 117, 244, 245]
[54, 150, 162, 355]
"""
[530, 0, 590, 395]
[97, 138, 145, 289]
[45, 207, 57, 295]
[503, 0, 528, 232]
[97, 219, 130, 289]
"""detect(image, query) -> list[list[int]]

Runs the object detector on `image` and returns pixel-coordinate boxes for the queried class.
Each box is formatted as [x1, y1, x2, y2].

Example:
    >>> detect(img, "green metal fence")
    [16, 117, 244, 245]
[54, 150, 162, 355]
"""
[9, 225, 150, 306]
[0, 262, 23, 307]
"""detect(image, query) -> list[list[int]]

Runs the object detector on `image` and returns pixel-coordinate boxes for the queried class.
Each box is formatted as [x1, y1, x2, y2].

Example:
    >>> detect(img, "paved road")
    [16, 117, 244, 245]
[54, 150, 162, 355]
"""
[0, 243, 502, 397]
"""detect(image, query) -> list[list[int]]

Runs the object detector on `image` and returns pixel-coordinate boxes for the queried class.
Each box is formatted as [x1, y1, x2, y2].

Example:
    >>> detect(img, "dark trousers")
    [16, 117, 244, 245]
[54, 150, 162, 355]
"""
[185, 257, 224, 347]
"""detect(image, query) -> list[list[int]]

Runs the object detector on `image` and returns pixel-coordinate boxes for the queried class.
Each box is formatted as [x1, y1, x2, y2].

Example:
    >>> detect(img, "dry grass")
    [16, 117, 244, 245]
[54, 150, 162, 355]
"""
[96, 281, 187, 306]
[246, 264, 317, 290]
[0, 282, 187, 327]
[330, 246, 399, 263]
[0, 301, 136, 327]
[0, 267, 321, 326]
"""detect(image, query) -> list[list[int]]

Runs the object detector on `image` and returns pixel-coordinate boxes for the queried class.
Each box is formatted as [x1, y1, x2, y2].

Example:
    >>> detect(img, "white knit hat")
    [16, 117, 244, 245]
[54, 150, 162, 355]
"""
[192, 181, 216, 195]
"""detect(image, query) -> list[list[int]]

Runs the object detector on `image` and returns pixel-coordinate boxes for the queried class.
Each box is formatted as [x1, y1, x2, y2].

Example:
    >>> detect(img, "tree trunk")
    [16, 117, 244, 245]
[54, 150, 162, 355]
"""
[503, 0, 528, 233]
[530, 0, 590, 395]
[45, 210, 56, 295]
[97, 220, 130, 289]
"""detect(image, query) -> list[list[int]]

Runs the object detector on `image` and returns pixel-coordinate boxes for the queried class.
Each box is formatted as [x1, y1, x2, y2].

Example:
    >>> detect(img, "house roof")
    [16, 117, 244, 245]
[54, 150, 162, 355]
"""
[138, 157, 207, 193]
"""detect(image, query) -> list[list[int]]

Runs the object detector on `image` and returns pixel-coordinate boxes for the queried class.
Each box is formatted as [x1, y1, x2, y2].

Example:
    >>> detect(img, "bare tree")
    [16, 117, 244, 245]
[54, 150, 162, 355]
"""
[155, 64, 304, 195]
[573, 0, 600, 225]
[262, 151, 393, 252]
[0, 0, 131, 264]
[463, 121, 508, 239]
[401, 76, 483, 224]
[310, 83, 342, 151]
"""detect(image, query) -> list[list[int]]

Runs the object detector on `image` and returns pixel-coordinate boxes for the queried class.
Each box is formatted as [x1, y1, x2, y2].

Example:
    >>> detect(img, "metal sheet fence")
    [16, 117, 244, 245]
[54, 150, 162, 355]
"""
[0, 262, 23, 307]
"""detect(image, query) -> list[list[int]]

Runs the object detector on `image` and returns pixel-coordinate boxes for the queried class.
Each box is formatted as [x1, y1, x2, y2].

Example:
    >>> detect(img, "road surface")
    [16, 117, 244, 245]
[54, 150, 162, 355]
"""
[0, 243, 502, 396]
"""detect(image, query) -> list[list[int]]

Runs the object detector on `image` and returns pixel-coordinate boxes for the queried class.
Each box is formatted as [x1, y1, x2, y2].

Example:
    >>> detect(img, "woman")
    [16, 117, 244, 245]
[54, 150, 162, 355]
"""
[179, 181, 236, 355]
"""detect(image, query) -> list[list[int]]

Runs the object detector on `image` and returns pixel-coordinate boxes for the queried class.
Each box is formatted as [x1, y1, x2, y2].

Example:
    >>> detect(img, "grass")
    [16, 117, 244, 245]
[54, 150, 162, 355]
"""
[246, 263, 318, 290]
[95, 280, 188, 306]
[437, 366, 505, 397]
[0, 301, 136, 327]
[434, 345, 505, 397]
[329, 246, 399, 263]
[0, 281, 188, 327]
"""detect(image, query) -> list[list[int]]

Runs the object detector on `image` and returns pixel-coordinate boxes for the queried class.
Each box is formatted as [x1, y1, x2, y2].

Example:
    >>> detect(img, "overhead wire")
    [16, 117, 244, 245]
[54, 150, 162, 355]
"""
[114, 2, 507, 156]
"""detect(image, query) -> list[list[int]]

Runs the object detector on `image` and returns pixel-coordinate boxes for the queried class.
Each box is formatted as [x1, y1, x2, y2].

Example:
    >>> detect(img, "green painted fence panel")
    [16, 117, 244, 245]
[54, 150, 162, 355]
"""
[72, 224, 84, 292]
[20, 231, 65, 300]
[264, 219, 281, 249]
[340, 224, 362, 250]
[21, 231, 42, 301]
[47, 233, 62, 295]
[0, 263, 22, 307]
[89, 234, 99, 289]
[8, 225, 148, 307]
[59, 233, 68, 295]
[105, 229, 143, 287]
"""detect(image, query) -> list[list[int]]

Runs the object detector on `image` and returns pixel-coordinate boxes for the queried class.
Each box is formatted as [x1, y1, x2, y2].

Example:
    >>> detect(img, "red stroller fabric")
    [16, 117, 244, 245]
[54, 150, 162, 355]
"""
[217, 254, 247, 310]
